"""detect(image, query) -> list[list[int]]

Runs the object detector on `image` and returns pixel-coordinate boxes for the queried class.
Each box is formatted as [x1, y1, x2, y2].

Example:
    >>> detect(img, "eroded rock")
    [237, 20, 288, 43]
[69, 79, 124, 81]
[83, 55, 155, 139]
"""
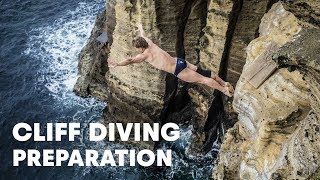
[213, 2, 320, 179]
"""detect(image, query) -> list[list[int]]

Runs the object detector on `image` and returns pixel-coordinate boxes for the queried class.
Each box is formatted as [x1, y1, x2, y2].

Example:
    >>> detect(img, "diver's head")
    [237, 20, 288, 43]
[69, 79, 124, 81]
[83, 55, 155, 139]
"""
[133, 36, 148, 53]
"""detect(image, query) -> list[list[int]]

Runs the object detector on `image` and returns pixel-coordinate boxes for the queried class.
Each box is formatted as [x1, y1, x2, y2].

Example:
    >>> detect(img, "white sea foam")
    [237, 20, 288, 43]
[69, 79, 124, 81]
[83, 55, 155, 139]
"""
[22, 1, 144, 177]
[160, 125, 218, 179]
[24, 1, 104, 108]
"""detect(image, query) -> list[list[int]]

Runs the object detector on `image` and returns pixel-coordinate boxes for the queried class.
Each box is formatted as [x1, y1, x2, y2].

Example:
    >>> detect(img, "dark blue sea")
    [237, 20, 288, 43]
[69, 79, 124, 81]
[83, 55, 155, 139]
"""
[0, 0, 217, 179]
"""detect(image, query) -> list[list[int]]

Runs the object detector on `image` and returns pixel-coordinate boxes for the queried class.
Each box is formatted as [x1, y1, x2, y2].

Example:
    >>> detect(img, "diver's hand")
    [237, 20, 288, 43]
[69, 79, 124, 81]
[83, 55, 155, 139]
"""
[137, 23, 144, 32]
[108, 59, 118, 68]
[136, 23, 143, 29]
[136, 23, 147, 37]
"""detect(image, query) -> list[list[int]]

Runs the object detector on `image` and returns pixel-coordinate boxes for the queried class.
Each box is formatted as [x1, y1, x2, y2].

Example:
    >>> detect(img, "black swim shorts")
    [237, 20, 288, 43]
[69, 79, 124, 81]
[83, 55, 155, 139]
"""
[174, 58, 187, 77]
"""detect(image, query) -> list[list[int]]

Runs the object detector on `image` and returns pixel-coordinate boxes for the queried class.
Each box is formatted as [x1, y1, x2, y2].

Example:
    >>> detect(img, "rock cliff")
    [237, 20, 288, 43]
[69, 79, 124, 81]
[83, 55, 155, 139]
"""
[213, 1, 320, 179]
[74, 0, 320, 179]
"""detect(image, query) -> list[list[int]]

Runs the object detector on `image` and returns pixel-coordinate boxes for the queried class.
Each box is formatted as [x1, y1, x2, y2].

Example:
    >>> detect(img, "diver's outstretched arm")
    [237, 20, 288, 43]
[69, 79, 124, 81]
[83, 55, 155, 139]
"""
[137, 24, 147, 37]
[108, 54, 147, 67]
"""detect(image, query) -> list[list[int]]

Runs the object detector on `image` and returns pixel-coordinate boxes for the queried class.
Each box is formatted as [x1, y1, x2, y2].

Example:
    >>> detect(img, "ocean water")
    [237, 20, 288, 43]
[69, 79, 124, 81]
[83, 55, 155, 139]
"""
[0, 0, 217, 179]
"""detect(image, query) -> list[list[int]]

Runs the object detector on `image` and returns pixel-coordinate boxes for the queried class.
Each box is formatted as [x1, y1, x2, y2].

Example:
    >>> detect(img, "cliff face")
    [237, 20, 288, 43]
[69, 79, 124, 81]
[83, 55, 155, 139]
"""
[180, 0, 240, 155]
[214, 1, 320, 179]
[225, 0, 274, 85]
[74, 0, 320, 179]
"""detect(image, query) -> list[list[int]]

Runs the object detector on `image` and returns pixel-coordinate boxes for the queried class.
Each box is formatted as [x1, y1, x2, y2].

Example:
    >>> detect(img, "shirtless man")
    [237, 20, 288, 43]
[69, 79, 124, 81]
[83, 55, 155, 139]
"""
[108, 24, 234, 97]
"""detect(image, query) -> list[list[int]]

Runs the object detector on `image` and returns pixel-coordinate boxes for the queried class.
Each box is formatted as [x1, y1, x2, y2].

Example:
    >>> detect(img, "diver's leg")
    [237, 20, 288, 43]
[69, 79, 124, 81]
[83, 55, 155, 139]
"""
[177, 68, 232, 97]
[185, 60, 233, 94]
[211, 74, 227, 87]
[186, 61, 197, 71]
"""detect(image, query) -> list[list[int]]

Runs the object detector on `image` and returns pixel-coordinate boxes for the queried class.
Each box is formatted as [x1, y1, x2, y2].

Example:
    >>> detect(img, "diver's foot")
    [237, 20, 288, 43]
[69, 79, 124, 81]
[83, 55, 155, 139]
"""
[224, 82, 234, 94]
[222, 86, 233, 97]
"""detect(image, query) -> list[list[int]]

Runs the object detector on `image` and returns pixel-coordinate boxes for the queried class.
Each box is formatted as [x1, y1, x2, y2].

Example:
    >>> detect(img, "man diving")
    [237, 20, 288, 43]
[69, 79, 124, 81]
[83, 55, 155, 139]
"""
[108, 24, 234, 97]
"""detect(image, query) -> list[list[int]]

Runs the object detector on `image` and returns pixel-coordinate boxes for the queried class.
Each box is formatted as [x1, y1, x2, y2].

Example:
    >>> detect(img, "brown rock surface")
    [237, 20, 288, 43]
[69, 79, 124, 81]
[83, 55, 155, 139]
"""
[73, 10, 109, 100]
[226, 0, 272, 86]
[73, 0, 117, 101]
[185, 0, 241, 155]
[213, 1, 320, 179]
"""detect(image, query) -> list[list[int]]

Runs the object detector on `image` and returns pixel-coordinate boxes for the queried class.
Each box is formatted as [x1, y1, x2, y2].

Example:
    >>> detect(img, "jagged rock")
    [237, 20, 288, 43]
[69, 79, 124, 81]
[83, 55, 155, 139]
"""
[73, 0, 116, 101]
[73, 11, 109, 100]
[213, 1, 320, 179]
